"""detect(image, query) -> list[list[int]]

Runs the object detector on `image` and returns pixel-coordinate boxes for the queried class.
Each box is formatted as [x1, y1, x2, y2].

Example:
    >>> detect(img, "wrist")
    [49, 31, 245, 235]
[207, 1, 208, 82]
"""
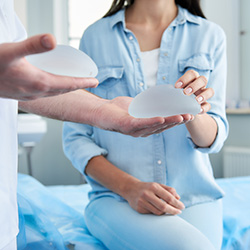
[119, 176, 140, 200]
[79, 91, 109, 127]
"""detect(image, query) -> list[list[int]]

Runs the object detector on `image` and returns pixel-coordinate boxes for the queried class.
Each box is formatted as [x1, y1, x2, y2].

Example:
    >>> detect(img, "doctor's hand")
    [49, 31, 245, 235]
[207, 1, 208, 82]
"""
[0, 34, 98, 101]
[93, 96, 193, 137]
[175, 70, 214, 114]
[124, 181, 185, 215]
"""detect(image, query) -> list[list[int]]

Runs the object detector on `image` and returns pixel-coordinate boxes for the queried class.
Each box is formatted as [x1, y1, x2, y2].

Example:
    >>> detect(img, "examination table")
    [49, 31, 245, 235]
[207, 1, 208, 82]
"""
[17, 174, 250, 250]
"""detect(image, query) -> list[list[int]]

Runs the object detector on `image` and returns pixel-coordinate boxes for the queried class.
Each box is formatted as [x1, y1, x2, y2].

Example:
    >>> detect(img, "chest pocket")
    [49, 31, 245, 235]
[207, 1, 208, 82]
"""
[94, 66, 128, 99]
[178, 53, 214, 81]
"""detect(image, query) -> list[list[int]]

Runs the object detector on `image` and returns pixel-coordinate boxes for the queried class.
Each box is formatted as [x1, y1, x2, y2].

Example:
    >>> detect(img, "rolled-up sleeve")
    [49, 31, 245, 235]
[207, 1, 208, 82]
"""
[62, 122, 108, 176]
[187, 27, 229, 154]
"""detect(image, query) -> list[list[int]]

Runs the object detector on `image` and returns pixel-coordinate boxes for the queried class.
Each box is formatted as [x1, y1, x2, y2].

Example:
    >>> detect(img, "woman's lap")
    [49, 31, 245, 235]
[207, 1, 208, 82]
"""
[84, 197, 222, 250]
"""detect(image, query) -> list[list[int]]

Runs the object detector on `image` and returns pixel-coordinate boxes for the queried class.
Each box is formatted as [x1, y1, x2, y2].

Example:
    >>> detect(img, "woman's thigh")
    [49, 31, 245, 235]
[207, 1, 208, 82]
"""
[85, 197, 221, 250]
[179, 199, 223, 250]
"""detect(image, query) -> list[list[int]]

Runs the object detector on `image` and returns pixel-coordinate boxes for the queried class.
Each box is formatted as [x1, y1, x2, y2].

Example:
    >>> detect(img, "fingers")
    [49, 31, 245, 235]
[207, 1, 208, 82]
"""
[129, 115, 184, 137]
[200, 102, 211, 114]
[174, 70, 214, 114]
[175, 69, 200, 89]
[195, 87, 214, 105]
[140, 123, 178, 137]
[42, 73, 99, 94]
[135, 114, 194, 137]
[16, 34, 56, 59]
[131, 114, 184, 130]
[154, 185, 185, 211]
[140, 183, 185, 215]
[183, 76, 207, 96]
[175, 69, 207, 95]
[160, 184, 180, 199]
[143, 198, 181, 216]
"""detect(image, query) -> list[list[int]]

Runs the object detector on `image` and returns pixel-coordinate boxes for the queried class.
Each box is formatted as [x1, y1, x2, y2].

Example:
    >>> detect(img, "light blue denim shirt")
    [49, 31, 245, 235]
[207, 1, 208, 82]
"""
[63, 6, 229, 208]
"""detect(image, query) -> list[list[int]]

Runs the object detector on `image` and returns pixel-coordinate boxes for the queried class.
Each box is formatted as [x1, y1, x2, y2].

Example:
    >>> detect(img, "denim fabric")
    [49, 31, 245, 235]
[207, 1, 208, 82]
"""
[63, 6, 228, 208]
[84, 197, 223, 250]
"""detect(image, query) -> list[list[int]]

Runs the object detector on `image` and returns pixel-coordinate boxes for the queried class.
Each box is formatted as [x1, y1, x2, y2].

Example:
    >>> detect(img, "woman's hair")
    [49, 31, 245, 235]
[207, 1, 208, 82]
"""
[104, 0, 206, 19]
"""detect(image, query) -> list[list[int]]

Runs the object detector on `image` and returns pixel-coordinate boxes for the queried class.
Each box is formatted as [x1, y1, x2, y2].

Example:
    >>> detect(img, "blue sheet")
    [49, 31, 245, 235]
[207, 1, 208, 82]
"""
[17, 174, 250, 250]
[216, 177, 250, 250]
[17, 174, 105, 250]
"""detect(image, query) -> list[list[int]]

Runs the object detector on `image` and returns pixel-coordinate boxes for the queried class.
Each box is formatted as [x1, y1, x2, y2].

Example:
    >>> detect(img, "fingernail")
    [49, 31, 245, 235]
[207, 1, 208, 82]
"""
[177, 210, 182, 214]
[175, 82, 183, 88]
[197, 96, 203, 103]
[199, 108, 203, 114]
[184, 87, 192, 95]
[41, 35, 53, 49]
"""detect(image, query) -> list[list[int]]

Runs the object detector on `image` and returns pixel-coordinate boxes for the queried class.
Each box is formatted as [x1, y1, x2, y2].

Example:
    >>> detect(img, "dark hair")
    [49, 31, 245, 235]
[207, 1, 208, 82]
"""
[104, 0, 206, 19]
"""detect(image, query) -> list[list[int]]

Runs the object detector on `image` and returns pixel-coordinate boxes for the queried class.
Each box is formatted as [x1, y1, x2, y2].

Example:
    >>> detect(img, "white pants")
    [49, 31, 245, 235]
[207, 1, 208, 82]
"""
[1, 239, 16, 250]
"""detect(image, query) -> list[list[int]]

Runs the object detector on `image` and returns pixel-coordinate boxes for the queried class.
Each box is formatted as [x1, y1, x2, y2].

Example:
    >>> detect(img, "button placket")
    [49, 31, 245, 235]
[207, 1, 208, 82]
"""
[126, 32, 145, 93]
[153, 135, 167, 184]
[157, 26, 174, 85]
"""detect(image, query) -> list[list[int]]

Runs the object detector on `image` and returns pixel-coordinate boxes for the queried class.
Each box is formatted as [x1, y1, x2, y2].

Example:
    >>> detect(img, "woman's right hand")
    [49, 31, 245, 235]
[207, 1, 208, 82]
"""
[124, 181, 185, 215]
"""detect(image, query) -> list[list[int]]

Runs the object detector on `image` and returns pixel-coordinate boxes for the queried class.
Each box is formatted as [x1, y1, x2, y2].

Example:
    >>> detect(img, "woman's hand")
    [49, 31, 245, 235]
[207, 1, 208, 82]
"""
[175, 70, 214, 114]
[123, 181, 185, 215]
[174, 70, 218, 147]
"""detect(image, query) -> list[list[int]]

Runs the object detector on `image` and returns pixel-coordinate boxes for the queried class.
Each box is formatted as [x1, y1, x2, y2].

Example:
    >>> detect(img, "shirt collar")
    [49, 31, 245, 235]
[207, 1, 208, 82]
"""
[173, 5, 201, 26]
[109, 8, 126, 30]
[109, 5, 201, 30]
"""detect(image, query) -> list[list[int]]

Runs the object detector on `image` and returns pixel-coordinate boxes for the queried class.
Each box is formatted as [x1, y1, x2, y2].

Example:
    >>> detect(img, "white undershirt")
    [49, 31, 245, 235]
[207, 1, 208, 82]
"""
[141, 48, 160, 88]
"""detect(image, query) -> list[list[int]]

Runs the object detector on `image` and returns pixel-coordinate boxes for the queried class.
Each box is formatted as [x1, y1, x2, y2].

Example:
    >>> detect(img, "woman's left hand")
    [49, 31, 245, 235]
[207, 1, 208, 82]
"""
[174, 70, 214, 114]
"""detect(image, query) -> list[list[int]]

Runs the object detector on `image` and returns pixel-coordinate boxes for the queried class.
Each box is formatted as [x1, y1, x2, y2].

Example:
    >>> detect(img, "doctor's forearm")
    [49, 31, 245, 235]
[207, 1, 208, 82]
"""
[185, 113, 217, 148]
[18, 90, 107, 124]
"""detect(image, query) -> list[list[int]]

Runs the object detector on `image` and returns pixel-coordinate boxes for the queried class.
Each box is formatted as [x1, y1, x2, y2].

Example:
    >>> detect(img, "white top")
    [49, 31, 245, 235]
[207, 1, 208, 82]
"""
[0, 0, 26, 248]
[141, 48, 160, 88]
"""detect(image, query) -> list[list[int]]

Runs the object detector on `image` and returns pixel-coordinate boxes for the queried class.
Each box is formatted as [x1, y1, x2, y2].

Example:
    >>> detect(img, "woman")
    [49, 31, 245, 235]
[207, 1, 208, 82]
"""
[63, 0, 228, 249]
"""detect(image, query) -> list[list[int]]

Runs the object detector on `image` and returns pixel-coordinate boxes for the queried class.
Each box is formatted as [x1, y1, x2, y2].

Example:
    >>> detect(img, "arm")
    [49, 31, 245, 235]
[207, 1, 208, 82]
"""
[0, 34, 98, 101]
[175, 70, 217, 147]
[185, 113, 217, 147]
[85, 155, 185, 215]
[62, 120, 184, 215]
[175, 30, 228, 149]
[19, 89, 190, 137]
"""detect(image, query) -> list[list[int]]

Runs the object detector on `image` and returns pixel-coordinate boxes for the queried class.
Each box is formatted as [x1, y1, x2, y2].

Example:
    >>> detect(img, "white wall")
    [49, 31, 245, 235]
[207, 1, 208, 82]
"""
[240, 0, 250, 100]
[201, 0, 240, 102]
[201, 0, 250, 178]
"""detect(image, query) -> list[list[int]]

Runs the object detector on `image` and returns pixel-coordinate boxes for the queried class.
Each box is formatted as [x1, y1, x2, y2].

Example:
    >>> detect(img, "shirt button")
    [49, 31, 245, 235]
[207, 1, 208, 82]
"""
[157, 160, 162, 165]
[168, 27, 172, 31]
[136, 58, 140, 62]
[139, 82, 144, 87]
[164, 52, 168, 57]
[162, 76, 166, 80]
[129, 35, 133, 40]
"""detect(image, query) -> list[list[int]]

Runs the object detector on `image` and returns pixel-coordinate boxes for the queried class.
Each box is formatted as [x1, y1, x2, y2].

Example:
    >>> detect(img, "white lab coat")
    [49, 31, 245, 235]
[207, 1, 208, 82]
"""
[0, 0, 26, 248]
